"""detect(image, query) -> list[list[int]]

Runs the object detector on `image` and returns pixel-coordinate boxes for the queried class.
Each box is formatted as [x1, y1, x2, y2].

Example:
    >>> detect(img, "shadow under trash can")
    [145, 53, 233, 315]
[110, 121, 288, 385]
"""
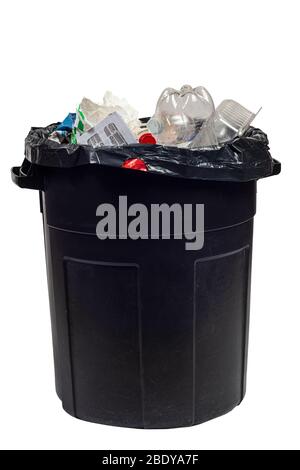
[11, 124, 280, 428]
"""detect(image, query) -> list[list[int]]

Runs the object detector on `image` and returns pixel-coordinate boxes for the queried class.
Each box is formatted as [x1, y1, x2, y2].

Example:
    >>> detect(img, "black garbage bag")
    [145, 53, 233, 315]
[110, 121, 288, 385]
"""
[23, 122, 280, 182]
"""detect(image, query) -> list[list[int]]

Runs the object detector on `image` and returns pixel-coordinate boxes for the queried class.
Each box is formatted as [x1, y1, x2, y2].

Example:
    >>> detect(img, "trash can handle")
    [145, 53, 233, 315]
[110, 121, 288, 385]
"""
[272, 159, 281, 176]
[11, 166, 44, 190]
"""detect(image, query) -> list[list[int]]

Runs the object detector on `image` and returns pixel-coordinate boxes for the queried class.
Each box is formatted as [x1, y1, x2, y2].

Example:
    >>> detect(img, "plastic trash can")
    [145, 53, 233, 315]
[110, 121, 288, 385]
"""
[11, 158, 279, 429]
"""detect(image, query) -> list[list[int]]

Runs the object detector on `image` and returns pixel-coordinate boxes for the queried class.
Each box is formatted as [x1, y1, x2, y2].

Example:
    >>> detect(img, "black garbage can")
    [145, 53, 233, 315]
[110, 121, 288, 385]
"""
[11, 123, 280, 428]
[12, 163, 261, 428]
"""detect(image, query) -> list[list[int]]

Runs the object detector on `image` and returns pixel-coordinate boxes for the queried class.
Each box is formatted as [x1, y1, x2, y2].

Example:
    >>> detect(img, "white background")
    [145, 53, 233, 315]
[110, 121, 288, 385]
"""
[0, 0, 299, 451]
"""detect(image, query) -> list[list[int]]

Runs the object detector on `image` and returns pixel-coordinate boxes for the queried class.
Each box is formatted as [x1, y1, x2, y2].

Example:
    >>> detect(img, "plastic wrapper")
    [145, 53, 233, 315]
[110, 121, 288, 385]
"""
[23, 121, 280, 182]
[71, 93, 141, 143]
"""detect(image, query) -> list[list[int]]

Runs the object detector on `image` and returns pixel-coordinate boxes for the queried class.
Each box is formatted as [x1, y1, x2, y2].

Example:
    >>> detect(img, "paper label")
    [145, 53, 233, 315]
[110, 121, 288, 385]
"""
[77, 112, 137, 148]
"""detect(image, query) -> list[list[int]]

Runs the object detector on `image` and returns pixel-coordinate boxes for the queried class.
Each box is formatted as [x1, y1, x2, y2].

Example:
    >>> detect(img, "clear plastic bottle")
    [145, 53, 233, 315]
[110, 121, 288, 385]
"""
[147, 85, 214, 146]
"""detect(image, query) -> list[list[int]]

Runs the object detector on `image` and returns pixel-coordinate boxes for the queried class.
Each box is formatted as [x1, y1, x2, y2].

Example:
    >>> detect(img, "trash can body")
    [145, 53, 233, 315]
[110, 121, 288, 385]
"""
[38, 165, 255, 428]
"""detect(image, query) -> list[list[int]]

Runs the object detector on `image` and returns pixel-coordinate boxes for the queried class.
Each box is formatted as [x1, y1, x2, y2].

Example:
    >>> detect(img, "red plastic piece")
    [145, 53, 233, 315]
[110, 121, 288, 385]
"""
[122, 158, 148, 172]
[138, 133, 157, 144]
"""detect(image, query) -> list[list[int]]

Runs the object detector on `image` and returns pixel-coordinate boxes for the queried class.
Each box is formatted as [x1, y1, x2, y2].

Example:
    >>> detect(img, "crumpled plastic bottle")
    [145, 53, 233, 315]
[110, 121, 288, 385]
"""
[147, 85, 215, 146]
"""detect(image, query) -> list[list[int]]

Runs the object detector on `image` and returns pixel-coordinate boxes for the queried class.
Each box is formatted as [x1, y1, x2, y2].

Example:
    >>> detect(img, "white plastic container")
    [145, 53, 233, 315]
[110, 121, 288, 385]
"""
[190, 100, 261, 149]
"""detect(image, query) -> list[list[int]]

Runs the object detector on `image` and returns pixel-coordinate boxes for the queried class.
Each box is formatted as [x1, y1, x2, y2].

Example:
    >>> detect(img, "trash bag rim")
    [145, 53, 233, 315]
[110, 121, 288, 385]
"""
[23, 122, 281, 182]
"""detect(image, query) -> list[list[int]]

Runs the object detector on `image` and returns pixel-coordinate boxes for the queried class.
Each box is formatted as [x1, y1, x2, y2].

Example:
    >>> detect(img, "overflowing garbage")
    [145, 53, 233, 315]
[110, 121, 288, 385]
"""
[19, 85, 280, 182]
[47, 86, 260, 150]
